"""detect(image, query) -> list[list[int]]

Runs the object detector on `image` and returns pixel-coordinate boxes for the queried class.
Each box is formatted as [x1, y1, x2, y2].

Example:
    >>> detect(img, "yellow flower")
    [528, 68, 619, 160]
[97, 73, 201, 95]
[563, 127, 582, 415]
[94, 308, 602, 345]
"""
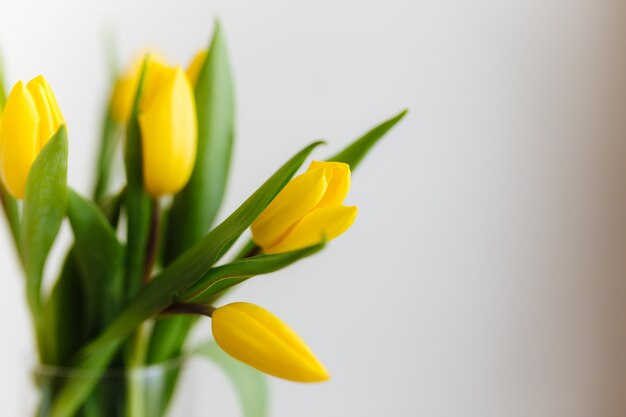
[138, 65, 197, 197]
[110, 52, 168, 122]
[212, 302, 330, 382]
[251, 161, 358, 254]
[186, 49, 207, 86]
[0, 76, 65, 199]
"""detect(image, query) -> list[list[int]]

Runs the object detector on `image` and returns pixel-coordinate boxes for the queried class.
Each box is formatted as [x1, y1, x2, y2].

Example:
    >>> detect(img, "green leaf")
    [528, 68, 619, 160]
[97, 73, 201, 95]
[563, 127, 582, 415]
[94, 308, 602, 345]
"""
[98, 185, 125, 227]
[181, 241, 325, 304]
[164, 22, 235, 263]
[93, 103, 122, 203]
[42, 250, 88, 365]
[327, 109, 407, 170]
[147, 316, 197, 364]
[193, 341, 269, 417]
[124, 58, 152, 299]
[21, 126, 68, 319]
[49, 140, 323, 417]
[66, 189, 125, 327]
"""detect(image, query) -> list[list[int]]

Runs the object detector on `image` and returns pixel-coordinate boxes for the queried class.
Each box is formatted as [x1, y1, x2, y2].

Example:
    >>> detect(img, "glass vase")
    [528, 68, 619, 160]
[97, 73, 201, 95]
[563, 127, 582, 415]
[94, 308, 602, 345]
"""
[22, 356, 206, 417]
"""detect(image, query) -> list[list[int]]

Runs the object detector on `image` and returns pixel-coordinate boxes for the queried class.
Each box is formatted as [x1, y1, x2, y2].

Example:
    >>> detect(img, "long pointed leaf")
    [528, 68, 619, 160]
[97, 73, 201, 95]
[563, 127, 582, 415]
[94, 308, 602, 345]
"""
[67, 189, 125, 327]
[124, 58, 152, 299]
[327, 109, 407, 169]
[93, 102, 121, 203]
[22, 127, 68, 319]
[181, 241, 325, 304]
[165, 22, 235, 262]
[42, 251, 87, 365]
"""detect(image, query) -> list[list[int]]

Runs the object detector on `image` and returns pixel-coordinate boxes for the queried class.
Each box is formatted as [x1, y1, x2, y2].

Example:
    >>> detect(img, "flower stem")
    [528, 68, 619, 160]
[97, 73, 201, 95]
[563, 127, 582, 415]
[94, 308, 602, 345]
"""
[161, 303, 216, 318]
[143, 198, 160, 283]
[126, 322, 150, 417]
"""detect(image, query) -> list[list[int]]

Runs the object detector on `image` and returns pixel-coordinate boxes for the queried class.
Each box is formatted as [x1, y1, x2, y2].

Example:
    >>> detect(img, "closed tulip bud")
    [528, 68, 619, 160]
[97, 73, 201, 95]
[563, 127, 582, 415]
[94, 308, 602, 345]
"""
[251, 161, 358, 254]
[0, 77, 65, 199]
[212, 302, 330, 382]
[138, 66, 197, 197]
[186, 49, 207, 86]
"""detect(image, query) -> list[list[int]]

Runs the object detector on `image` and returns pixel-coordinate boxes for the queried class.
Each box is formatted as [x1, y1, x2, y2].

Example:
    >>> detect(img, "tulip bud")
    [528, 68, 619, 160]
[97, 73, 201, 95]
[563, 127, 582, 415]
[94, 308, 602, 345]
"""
[251, 161, 358, 254]
[138, 66, 197, 197]
[186, 49, 207, 86]
[212, 302, 330, 382]
[0, 77, 65, 199]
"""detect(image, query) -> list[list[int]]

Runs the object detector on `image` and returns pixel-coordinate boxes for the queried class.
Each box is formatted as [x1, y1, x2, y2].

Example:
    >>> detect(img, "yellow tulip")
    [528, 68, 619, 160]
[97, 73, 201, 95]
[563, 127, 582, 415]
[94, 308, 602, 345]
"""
[186, 49, 207, 86]
[251, 161, 358, 254]
[138, 66, 197, 197]
[212, 302, 330, 382]
[0, 77, 64, 199]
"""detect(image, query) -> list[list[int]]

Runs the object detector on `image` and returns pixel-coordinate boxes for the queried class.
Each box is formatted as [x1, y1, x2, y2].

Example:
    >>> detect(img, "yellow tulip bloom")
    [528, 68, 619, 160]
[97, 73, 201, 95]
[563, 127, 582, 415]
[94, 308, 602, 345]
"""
[251, 161, 357, 254]
[212, 302, 330, 382]
[138, 66, 197, 197]
[186, 49, 207, 86]
[0, 77, 64, 199]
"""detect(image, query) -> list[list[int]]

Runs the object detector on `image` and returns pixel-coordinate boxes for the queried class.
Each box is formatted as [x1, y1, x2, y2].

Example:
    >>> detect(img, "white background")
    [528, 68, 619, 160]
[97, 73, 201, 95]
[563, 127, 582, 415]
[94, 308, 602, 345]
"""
[1, 1, 625, 416]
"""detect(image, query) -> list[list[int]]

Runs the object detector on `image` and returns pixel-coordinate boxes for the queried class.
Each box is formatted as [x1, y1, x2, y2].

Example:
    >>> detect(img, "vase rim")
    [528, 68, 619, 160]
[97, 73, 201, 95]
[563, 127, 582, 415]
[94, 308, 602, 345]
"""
[30, 353, 189, 379]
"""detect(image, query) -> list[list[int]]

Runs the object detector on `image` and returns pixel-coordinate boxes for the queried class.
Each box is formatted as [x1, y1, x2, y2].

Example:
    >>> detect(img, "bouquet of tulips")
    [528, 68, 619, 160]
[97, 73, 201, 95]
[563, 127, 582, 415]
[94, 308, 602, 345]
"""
[0, 23, 406, 417]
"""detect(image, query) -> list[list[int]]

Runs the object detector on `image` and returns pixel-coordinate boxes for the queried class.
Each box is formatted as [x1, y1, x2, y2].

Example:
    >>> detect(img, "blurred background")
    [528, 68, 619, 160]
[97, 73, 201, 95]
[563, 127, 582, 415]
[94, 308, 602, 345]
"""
[1, 0, 625, 416]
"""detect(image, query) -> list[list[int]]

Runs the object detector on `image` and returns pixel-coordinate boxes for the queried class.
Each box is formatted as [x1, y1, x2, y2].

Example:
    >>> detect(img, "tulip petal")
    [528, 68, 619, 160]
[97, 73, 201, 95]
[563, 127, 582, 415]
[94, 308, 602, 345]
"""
[265, 205, 357, 254]
[251, 167, 328, 249]
[39, 76, 65, 127]
[307, 160, 351, 208]
[186, 49, 208, 86]
[138, 67, 197, 197]
[140, 56, 171, 111]
[0, 81, 39, 199]
[111, 77, 135, 122]
[212, 302, 329, 382]
[27, 76, 64, 150]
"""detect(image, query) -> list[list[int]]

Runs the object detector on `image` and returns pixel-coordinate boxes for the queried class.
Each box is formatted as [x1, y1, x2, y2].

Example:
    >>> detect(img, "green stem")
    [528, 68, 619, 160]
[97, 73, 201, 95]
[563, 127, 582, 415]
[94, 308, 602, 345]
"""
[143, 199, 160, 283]
[161, 303, 215, 318]
[25, 268, 46, 362]
[126, 323, 149, 417]
[231, 238, 259, 261]
[0, 183, 21, 254]
[127, 199, 160, 417]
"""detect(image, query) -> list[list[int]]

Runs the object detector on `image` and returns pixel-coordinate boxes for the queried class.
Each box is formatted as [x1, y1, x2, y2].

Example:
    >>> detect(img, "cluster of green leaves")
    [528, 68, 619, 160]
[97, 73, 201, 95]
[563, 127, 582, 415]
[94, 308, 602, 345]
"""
[0, 24, 406, 417]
